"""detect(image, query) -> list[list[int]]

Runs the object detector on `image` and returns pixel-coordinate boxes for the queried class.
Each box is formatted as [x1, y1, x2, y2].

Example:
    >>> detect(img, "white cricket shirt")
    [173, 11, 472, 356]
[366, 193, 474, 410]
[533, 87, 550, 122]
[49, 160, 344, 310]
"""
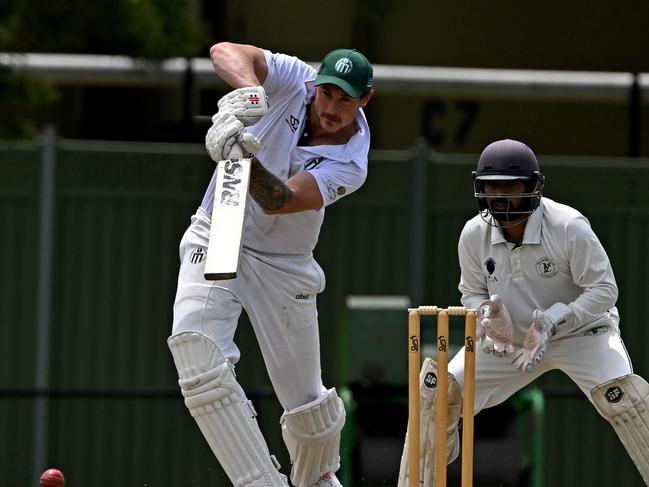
[458, 197, 619, 343]
[201, 50, 370, 255]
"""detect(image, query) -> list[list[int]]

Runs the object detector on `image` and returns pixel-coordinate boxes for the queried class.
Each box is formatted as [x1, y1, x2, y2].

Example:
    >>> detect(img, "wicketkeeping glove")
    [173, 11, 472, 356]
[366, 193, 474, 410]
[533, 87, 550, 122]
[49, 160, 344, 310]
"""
[205, 110, 244, 162]
[476, 294, 515, 357]
[217, 86, 269, 126]
[512, 309, 549, 372]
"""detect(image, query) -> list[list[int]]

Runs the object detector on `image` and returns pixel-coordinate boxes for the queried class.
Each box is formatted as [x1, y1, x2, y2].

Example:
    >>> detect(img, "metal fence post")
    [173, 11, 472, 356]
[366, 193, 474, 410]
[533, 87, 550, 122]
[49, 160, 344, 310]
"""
[32, 124, 57, 485]
[628, 72, 641, 157]
[409, 137, 430, 306]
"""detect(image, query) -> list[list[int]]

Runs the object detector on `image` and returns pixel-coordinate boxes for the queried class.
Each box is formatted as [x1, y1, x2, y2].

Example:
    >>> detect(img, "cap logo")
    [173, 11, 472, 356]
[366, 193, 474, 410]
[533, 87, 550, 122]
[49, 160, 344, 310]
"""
[334, 58, 353, 74]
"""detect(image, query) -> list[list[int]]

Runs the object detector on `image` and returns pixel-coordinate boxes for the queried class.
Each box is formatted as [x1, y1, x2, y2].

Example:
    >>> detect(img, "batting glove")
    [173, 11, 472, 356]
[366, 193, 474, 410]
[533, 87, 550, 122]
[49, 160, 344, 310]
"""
[205, 110, 244, 162]
[512, 309, 550, 372]
[217, 86, 269, 126]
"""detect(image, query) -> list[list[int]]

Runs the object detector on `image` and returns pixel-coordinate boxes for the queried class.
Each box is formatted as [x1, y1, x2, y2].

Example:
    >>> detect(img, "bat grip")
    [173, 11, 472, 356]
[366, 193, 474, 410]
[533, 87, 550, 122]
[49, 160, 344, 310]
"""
[229, 143, 243, 159]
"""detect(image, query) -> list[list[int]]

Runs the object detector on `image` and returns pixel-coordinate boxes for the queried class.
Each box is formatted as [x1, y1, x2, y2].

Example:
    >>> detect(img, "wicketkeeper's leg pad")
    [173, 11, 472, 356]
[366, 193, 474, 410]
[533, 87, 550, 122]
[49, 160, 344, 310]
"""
[168, 331, 288, 487]
[280, 388, 346, 487]
[397, 357, 463, 487]
[592, 374, 649, 485]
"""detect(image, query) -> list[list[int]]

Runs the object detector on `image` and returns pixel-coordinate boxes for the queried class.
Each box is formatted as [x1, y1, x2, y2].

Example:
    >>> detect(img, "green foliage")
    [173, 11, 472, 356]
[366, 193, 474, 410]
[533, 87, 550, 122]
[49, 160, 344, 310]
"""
[0, 1, 21, 48]
[4, 0, 206, 58]
[0, 67, 59, 139]
[118, 0, 207, 59]
[0, 0, 206, 138]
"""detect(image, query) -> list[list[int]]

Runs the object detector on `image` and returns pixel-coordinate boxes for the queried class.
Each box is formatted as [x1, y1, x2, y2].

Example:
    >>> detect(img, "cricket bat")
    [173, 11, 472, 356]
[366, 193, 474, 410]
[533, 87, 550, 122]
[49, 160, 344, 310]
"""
[204, 144, 251, 280]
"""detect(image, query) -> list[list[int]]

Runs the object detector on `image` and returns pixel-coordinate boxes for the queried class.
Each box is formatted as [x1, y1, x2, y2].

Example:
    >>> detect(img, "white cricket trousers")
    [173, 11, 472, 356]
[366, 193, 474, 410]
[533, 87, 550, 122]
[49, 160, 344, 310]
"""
[172, 208, 327, 411]
[449, 324, 633, 412]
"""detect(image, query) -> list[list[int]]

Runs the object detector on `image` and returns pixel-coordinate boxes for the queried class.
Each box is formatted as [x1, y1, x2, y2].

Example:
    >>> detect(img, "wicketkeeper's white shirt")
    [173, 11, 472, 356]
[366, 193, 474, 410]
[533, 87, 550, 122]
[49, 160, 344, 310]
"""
[201, 49, 370, 255]
[458, 197, 620, 344]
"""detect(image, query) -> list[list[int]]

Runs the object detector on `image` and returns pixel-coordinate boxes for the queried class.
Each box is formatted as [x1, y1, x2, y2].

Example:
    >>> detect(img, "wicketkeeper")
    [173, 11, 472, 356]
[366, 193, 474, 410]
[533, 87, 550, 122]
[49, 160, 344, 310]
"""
[167, 42, 374, 487]
[399, 138, 649, 486]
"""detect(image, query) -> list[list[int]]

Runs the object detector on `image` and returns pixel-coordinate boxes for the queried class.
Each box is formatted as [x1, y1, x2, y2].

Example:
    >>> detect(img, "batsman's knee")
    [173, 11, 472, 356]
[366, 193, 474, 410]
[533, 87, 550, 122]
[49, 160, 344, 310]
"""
[167, 331, 242, 406]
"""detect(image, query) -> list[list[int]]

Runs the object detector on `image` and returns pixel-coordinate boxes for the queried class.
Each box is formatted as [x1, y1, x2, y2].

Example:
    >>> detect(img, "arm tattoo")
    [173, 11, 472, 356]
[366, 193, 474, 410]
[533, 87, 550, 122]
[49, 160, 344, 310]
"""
[249, 156, 293, 211]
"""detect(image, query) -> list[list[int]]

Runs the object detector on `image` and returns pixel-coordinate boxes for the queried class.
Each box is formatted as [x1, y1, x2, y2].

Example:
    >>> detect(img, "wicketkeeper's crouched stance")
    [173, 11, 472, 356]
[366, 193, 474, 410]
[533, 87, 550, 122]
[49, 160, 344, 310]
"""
[168, 41, 374, 486]
[398, 139, 649, 486]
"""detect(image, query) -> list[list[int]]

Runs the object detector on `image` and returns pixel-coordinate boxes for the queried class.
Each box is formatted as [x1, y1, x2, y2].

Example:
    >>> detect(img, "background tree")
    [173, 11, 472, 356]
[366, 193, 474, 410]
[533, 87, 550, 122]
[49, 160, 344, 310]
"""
[0, 0, 206, 138]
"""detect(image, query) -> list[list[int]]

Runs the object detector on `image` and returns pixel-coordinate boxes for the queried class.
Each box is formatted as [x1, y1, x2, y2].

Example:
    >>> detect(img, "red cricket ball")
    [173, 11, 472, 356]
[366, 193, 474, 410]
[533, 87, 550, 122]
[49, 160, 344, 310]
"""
[40, 468, 65, 486]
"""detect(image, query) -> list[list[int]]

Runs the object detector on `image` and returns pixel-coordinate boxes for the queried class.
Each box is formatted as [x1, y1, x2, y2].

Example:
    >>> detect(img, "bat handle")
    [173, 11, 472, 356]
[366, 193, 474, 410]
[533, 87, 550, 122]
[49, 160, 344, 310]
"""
[229, 143, 243, 159]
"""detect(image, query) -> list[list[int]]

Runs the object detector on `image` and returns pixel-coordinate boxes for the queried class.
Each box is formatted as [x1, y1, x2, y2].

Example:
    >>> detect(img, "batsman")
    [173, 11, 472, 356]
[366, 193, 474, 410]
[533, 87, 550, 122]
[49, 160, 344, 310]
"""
[167, 42, 374, 486]
[399, 139, 649, 485]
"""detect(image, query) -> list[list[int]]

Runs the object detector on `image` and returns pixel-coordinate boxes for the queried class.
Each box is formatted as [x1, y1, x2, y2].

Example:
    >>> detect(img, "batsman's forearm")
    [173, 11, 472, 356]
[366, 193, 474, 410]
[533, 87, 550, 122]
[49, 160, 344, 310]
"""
[210, 43, 263, 88]
[249, 157, 293, 212]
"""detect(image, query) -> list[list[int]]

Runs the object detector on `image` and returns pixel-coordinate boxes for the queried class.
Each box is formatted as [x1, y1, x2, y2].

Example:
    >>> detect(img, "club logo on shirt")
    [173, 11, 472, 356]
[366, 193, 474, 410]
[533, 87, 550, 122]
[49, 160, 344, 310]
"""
[326, 180, 338, 201]
[304, 157, 323, 170]
[535, 257, 558, 278]
[285, 114, 300, 133]
[337, 186, 346, 196]
[190, 247, 205, 264]
[485, 257, 498, 282]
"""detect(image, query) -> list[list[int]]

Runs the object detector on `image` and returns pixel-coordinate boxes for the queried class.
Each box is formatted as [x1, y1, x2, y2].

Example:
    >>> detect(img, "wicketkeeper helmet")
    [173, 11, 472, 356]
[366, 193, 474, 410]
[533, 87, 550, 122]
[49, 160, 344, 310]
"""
[473, 139, 545, 221]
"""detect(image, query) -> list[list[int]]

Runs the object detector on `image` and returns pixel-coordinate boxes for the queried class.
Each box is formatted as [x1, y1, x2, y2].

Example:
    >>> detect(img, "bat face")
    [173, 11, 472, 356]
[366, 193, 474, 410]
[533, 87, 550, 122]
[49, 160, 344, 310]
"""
[219, 160, 245, 206]
[204, 154, 251, 280]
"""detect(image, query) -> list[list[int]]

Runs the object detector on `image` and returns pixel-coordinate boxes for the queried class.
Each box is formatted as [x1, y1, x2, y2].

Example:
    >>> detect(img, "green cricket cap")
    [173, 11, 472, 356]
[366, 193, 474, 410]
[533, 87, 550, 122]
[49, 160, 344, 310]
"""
[314, 48, 373, 98]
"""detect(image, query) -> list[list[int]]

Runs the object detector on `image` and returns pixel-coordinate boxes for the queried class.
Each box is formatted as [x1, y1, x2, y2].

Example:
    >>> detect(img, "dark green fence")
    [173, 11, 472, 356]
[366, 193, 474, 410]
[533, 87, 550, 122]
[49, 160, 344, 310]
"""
[1, 132, 648, 485]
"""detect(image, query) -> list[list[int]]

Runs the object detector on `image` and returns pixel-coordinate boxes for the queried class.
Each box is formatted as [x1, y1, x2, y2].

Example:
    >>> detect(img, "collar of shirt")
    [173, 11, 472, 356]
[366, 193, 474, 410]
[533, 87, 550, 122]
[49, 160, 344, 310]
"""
[490, 198, 544, 246]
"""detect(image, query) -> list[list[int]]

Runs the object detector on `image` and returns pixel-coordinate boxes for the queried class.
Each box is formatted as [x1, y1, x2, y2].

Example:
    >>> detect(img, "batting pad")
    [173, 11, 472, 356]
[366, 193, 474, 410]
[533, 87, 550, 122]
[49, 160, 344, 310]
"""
[592, 374, 649, 484]
[168, 332, 288, 487]
[397, 357, 463, 487]
[280, 388, 346, 487]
